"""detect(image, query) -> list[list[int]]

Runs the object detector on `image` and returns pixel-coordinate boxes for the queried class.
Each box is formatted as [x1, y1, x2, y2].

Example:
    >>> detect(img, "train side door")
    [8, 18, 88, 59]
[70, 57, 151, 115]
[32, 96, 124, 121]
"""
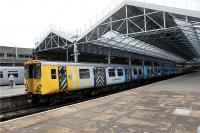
[58, 66, 68, 92]
[93, 67, 106, 87]
[125, 67, 132, 82]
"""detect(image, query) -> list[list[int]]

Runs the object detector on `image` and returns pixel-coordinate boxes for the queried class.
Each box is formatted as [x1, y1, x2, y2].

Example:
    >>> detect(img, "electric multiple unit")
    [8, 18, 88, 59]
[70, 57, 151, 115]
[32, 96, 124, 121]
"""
[24, 60, 190, 101]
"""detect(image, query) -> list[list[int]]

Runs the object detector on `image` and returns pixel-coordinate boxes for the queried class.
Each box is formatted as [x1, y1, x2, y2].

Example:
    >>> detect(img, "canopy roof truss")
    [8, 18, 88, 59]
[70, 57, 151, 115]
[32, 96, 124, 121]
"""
[93, 30, 185, 62]
[34, 0, 200, 64]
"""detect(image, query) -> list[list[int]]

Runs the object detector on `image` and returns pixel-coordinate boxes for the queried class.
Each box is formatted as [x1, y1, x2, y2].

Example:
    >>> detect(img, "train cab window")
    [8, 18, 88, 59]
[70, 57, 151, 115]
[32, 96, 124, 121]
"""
[0, 71, 3, 78]
[79, 69, 90, 79]
[133, 69, 137, 75]
[8, 71, 18, 77]
[34, 64, 41, 79]
[138, 69, 142, 75]
[109, 69, 115, 77]
[117, 69, 123, 76]
[25, 63, 41, 79]
[51, 69, 56, 79]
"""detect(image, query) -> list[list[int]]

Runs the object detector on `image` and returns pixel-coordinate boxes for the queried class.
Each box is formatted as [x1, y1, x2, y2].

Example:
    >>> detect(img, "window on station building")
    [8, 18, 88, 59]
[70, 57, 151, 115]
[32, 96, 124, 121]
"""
[108, 69, 115, 77]
[25, 55, 30, 58]
[19, 54, 24, 58]
[7, 53, 16, 57]
[51, 69, 56, 79]
[138, 69, 142, 75]
[8, 71, 18, 77]
[117, 69, 123, 76]
[0, 71, 3, 78]
[0, 53, 4, 58]
[79, 69, 90, 79]
[133, 69, 137, 75]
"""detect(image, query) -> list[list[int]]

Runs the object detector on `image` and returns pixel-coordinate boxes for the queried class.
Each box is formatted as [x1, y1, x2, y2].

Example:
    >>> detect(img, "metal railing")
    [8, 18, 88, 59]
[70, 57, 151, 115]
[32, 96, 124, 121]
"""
[35, 24, 74, 46]
[77, 0, 200, 36]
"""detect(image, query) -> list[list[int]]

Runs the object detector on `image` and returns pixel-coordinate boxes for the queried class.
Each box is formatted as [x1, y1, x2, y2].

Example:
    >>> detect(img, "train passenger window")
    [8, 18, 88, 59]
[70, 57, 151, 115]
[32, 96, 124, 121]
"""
[109, 69, 115, 77]
[51, 69, 56, 79]
[8, 71, 18, 77]
[0, 71, 3, 78]
[151, 69, 154, 74]
[133, 69, 137, 75]
[147, 69, 150, 74]
[79, 69, 90, 79]
[157, 69, 160, 73]
[117, 69, 123, 76]
[138, 69, 142, 75]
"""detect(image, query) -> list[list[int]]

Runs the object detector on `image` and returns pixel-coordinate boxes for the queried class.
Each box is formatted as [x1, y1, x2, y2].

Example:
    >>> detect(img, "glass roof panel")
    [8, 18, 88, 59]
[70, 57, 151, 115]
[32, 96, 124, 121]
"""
[97, 31, 186, 62]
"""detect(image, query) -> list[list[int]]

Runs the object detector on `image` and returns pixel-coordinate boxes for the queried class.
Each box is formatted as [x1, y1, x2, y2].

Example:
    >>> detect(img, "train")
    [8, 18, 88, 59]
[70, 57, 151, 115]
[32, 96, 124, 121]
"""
[24, 60, 191, 102]
[0, 66, 24, 86]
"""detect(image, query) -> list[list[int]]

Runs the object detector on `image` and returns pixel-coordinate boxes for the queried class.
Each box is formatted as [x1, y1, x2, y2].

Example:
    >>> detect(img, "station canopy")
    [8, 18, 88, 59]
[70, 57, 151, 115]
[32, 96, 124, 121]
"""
[34, 0, 200, 64]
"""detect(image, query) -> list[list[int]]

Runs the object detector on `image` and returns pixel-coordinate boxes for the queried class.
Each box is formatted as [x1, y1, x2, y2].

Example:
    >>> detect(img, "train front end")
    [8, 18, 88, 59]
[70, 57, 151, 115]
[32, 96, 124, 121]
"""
[24, 60, 42, 102]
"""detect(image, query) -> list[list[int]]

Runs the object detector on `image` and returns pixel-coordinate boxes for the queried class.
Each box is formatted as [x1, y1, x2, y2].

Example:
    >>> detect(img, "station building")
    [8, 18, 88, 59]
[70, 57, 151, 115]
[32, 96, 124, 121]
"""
[0, 46, 33, 66]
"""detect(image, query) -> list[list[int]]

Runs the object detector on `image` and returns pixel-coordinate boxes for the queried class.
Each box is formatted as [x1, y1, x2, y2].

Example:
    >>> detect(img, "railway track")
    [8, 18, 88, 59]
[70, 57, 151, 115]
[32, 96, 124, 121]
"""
[0, 74, 187, 122]
[0, 81, 139, 122]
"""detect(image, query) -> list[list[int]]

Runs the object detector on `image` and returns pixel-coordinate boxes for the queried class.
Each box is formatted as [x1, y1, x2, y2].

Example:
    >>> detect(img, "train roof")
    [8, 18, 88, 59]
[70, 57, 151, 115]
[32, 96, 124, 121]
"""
[0, 66, 24, 69]
[39, 60, 128, 67]
[25, 60, 175, 68]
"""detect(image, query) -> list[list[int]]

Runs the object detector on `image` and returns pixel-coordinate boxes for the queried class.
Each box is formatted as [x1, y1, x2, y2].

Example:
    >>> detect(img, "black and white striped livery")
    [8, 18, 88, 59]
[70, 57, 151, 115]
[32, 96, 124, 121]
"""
[93, 67, 106, 87]
[58, 67, 68, 92]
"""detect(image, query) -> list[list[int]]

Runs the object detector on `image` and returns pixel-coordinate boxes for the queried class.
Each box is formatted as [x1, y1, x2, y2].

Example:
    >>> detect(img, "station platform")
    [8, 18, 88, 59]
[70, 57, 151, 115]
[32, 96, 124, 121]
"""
[0, 85, 25, 98]
[1, 71, 200, 133]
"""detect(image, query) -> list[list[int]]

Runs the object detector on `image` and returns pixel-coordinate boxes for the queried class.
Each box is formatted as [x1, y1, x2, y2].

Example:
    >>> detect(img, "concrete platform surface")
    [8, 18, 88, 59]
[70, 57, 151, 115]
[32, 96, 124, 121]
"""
[0, 85, 25, 98]
[0, 72, 200, 133]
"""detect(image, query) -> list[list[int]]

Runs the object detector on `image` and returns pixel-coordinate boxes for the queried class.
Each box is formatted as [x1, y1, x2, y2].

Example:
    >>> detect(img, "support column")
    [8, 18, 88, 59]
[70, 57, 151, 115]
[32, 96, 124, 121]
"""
[125, 5, 129, 35]
[128, 57, 131, 65]
[152, 62, 154, 67]
[66, 48, 68, 62]
[108, 49, 111, 64]
[186, 16, 188, 22]
[74, 42, 78, 63]
[163, 12, 166, 28]
[144, 8, 147, 31]
[15, 46, 18, 59]
[110, 17, 113, 31]
[142, 61, 145, 66]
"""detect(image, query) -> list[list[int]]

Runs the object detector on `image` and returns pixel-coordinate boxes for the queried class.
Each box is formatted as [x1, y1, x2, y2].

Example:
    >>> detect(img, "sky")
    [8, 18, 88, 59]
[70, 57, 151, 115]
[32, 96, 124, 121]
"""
[0, 0, 199, 48]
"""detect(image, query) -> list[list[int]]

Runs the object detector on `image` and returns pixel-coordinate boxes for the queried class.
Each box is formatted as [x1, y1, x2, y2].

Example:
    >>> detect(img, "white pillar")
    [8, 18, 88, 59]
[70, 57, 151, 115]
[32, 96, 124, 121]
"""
[129, 58, 131, 65]
[108, 50, 111, 64]
[74, 42, 78, 63]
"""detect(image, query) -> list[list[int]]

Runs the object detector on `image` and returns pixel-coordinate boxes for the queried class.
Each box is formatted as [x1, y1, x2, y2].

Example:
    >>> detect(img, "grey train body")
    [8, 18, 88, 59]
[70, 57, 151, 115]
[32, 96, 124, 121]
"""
[0, 66, 24, 86]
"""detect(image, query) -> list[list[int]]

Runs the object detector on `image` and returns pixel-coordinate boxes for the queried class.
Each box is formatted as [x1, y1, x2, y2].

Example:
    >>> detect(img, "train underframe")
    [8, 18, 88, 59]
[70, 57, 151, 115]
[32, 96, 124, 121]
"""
[26, 73, 184, 105]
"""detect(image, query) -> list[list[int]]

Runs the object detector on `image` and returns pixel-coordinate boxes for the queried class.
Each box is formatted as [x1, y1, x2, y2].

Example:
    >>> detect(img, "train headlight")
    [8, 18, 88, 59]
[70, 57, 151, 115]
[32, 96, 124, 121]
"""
[37, 84, 42, 90]
[25, 84, 28, 89]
